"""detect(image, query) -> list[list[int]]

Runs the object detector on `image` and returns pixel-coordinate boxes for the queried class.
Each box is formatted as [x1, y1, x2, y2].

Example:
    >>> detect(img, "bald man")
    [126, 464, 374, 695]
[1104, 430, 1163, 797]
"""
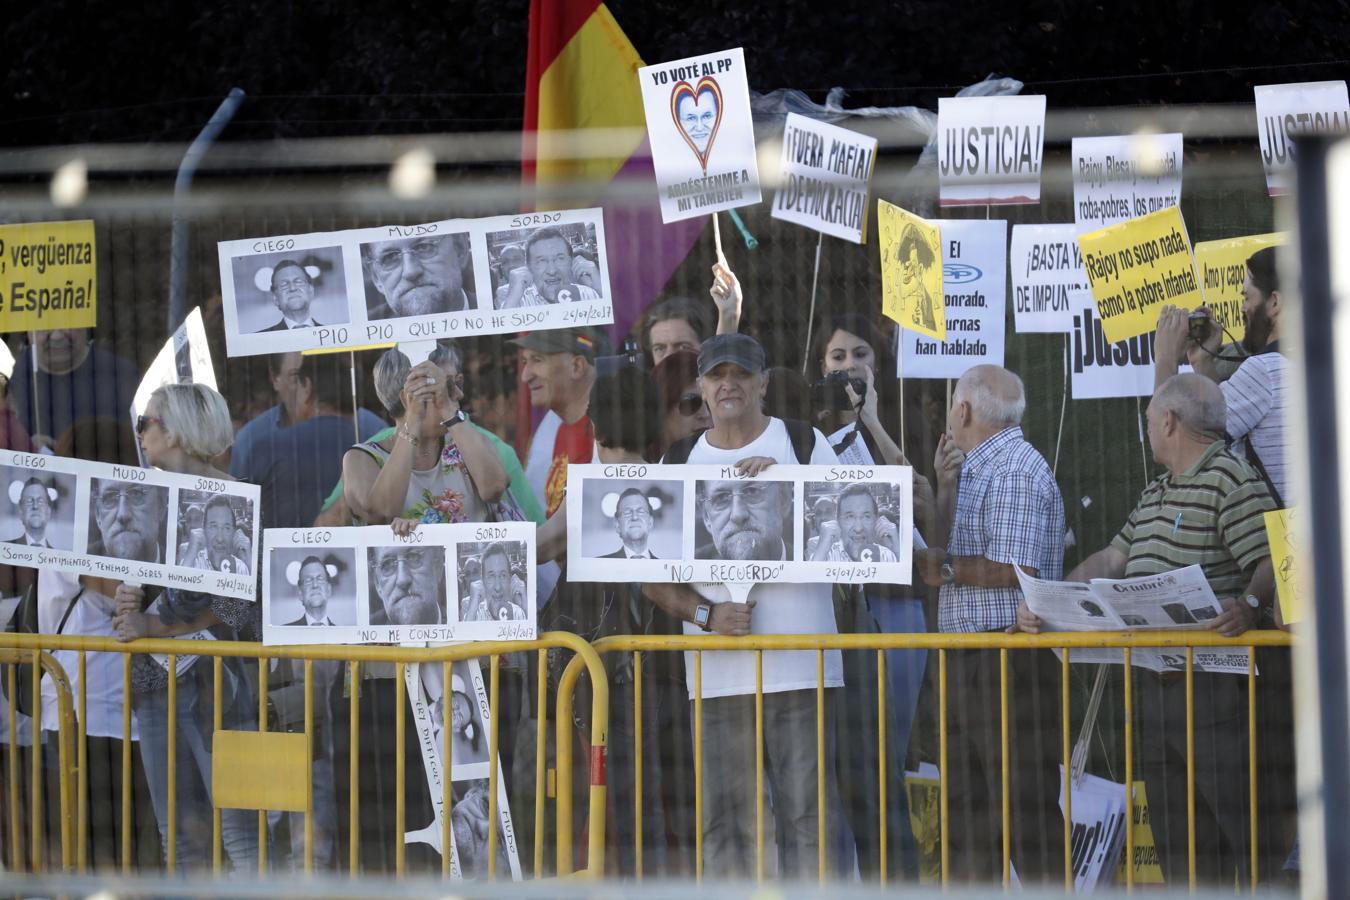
[1015, 373, 1278, 885]
[915, 364, 1066, 884]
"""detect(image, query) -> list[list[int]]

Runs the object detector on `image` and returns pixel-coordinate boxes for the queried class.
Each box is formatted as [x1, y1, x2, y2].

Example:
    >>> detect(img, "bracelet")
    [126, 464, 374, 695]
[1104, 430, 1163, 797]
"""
[397, 427, 420, 447]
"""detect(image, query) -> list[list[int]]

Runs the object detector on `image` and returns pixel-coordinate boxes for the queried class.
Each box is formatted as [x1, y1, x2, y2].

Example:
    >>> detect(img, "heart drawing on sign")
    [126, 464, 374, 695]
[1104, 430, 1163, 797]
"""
[669, 76, 723, 173]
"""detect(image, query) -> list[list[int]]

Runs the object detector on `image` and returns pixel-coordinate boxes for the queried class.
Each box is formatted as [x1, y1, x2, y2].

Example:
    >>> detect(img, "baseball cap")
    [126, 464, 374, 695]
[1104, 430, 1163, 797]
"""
[508, 326, 607, 360]
[696, 332, 766, 376]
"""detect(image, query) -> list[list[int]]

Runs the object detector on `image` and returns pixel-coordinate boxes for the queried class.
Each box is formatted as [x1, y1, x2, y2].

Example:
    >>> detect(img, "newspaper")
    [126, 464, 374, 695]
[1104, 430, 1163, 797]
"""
[1016, 565, 1252, 675]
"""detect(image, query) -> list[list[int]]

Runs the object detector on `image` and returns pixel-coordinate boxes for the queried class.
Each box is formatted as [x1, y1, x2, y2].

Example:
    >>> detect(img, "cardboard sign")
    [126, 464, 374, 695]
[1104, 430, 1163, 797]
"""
[217, 208, 612, 357]
[771, 113, 877, 243]
[1070, 303, 1157, 400]
[1254, 80, 1350, 196]
[262, 522, 537, 645]
[1193, 232, 1286, 344]
[937, 95, 1046, 206]
[0, 220, 97, 333]
[1011, 224, 1090, 333]
[900, 219, 1007, 379]
[0, 449, 260, 600]
[1072, 134, 1183, 233]
[638, 47, 761, 223]
[1078, 206, 1202, 344]
[1265, 508, 1301, 626]
[878, 200, 945, 339]
[565, 464, 913, 586]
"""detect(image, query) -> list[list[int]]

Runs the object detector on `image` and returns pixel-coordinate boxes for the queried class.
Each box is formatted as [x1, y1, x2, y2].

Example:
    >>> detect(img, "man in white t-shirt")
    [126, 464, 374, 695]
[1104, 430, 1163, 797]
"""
[646, 332, 844, 879]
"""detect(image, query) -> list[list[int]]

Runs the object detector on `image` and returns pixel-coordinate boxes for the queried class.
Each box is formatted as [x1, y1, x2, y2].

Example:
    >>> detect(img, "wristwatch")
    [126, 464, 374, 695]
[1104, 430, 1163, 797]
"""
[693, 603, 713, 632]
[940, 555, 956, 585]
[440, 410, 469, 429]
[1244, 594, 1262, 609]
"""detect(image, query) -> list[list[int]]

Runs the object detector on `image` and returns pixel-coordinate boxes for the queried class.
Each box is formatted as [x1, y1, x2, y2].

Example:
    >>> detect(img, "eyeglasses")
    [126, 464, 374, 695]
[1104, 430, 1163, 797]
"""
[676, 393, 705, 416]
[375, 549, 431, 579]
[705, 483, 779, 514]
[371, 239, 444, 275]
[135, 415, 163, 435]
[96, 486, 154, 513]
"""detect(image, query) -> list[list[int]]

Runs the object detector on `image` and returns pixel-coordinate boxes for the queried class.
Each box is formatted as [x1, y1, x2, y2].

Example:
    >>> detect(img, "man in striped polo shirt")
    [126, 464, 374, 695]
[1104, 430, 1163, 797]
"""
[1017, 373, 1277, 885]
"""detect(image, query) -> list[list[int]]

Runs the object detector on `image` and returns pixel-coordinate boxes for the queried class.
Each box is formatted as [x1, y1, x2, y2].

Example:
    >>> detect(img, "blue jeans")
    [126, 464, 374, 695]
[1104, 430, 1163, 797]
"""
[869, 594, 927, 764]
[132, 659, 259, 871]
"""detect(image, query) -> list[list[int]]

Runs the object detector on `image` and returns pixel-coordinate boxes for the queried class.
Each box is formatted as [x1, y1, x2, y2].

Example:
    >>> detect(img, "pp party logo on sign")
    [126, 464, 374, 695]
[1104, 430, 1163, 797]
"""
[670, 76, 723, 173]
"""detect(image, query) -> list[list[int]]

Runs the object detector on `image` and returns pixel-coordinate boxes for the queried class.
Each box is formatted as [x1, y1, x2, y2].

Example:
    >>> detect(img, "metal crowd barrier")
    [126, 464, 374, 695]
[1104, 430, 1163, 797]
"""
[559, 629, 1295, 891]
[0, 631, 610, 880]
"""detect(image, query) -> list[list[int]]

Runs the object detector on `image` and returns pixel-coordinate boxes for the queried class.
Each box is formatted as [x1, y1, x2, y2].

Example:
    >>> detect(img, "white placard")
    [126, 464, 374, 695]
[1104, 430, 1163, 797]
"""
[1011, 224, 1090, 333]
[217, 208, 612, 357]
[131, 308, 217, 463]
[565, 463, 912, 586]
[937, 95, 1046, 206]
[1254, 80, 1350, 196]
[0, 449, 260, 600]
[261, 522, 537, 645]
[1069, 303, 1157, 400]
[1072, 133, 1183, 233]
[638, 47, 762, 223]
[899, 219, 1007, 379]
[770, 113, 877, 243]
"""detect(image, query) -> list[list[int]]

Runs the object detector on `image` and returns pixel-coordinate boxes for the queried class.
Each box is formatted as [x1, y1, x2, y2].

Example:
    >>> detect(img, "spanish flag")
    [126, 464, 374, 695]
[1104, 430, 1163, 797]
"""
[523, 1, 706, 339]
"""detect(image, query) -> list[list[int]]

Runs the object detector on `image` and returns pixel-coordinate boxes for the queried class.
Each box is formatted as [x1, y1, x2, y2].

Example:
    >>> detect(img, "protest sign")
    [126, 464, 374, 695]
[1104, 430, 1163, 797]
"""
[404, 659, 521, 880]
[1116, 782, 1165, 885]
[900, 219, 1007, 378]
[638, 48, 761, 224]
[1011, 224, 1090, 333]
[878, 200, 944, 339]
[1265, 508, 1301, 626]
[217, 208, 612, 358]
[1254, 80, 1350, 196]
[1078, 206, 1202, 344]
[1194, 232, 1286, 344]
[130, 308, 217, 463]
[1072, 134, 1183, 233]
[0, 449, 260, 601]
[937, 94, 1046, 207]
[0, 220, 96, 334]
[1059, 771, 1128, 892]
[1070, 303, 1157, 399]
[262, 522, 537, 646]
[566, 463, 912, 586]
[771, 113, 877, 243]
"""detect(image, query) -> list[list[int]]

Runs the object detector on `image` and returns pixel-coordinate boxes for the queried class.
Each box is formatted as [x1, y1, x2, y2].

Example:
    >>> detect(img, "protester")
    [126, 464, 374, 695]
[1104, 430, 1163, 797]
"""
[110, 383, 259, 871]
[914, 364, 1066, 884]
[1015, 372, 1277, 885]
[8, 328, 139, 452]
[650, 350, 709, 450]
[0, 369, 33, 451]
[636, 261, 742, 367]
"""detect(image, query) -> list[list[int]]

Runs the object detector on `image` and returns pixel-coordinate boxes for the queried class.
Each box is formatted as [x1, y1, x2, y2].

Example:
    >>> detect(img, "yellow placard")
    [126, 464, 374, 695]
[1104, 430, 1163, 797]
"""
[0, 220, 97, 334]
[1265, 507, 1302, 626]
[301, 342, 395, 357]
[1115, 780, 1165, 884]
[1194, 232, 1286, 344]
[878, 199, 945, 340]
[1077, 206, 1202, 344]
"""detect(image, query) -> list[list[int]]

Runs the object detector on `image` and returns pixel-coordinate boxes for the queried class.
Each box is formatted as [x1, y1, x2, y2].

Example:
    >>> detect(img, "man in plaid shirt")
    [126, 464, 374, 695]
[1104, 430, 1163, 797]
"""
[915, 364, 1066, 884]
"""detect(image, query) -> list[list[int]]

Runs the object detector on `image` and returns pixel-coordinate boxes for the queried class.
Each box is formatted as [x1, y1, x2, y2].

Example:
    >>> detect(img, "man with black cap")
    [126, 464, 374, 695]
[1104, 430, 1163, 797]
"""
[511, 326, 605, 518]
[647, 332, 846, 879]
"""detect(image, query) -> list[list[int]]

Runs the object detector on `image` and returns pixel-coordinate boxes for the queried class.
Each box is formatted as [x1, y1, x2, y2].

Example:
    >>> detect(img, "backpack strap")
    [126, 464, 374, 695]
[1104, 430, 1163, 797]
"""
[781, 418, 818, 465]
[661, 429, 706, 465]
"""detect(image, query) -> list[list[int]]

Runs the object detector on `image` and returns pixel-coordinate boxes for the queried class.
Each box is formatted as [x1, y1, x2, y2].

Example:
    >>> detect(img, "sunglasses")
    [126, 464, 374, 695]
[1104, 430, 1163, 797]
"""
[676, 393, 705, 417]
[135, 415, 163, 435]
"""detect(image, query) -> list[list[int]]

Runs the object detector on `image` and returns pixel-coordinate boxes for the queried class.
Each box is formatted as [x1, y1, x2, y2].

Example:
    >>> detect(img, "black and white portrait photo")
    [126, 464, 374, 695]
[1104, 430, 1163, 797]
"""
[2, 466, 77, 550]
[578, 479, 682, 560]
[174, 489, 255, 573]
[802, 481, 902, 563]
[421, 660, 489, 772]
[693, 478, 795, 562]
[456, 541, 528, 622]
[360, 231, 476, 320]
[487, 221, 602, 310]
[451, 779, 513, 880]
[228, 246, 350, 334]
[85, 477, 170, 564]
[367, 544, 448, 626]
[269, 548, 359, 627]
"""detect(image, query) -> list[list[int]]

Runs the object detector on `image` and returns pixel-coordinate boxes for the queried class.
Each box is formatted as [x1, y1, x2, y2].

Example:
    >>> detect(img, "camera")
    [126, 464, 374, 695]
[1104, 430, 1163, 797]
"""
[811, 370, 867, 412]
[1187, 311, 1213, 344]
[594, 338, 644, 377]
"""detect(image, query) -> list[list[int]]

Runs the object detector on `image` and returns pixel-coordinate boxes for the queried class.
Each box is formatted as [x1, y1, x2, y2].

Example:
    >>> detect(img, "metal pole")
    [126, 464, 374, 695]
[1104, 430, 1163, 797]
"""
[167, 88, 246, 347]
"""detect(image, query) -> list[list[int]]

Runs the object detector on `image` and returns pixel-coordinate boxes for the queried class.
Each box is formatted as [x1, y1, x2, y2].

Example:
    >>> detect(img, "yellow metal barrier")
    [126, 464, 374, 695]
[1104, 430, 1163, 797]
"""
[557, 629, 1294, 889]
[0, 631, 609, 880]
